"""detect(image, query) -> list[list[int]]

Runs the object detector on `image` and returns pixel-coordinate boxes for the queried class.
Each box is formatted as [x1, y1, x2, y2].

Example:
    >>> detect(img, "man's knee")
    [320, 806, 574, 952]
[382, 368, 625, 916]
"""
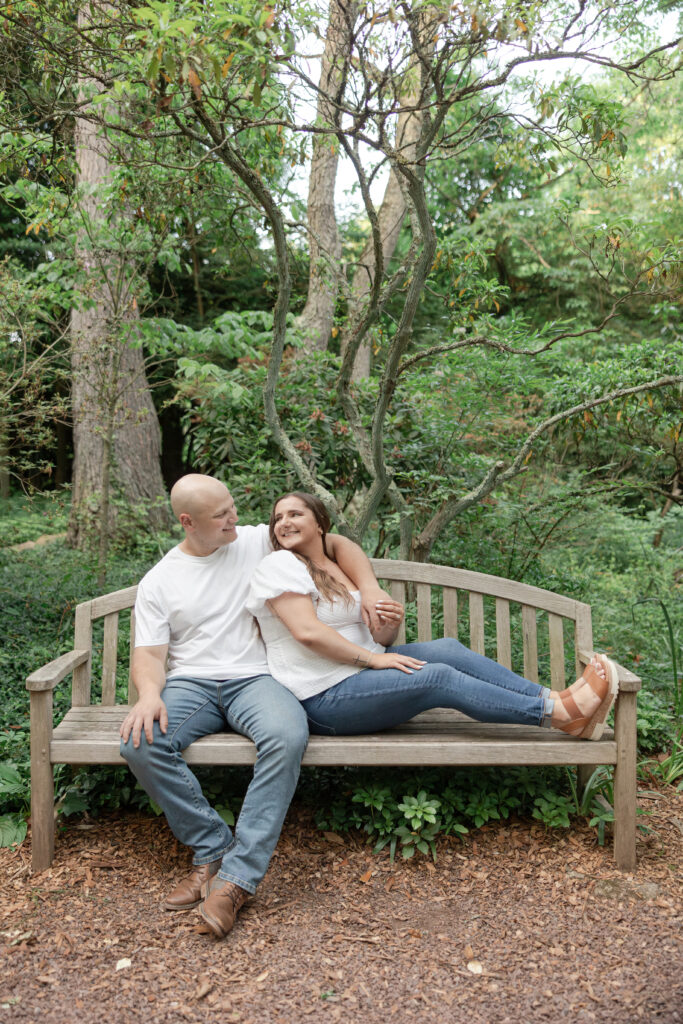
[257, 705, 309, 761]
[119, 724, 167, 768]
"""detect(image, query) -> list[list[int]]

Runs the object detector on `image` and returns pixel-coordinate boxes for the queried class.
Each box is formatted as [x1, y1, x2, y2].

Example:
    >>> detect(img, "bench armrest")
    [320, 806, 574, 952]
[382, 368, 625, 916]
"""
[577, 649, 641, 693]
[26, 650, 90, 693]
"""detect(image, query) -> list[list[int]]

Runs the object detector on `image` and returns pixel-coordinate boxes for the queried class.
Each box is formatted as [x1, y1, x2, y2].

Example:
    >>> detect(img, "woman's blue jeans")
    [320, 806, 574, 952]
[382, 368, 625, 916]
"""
[302, 637, 552, 735]
[120, 674, 309, 893]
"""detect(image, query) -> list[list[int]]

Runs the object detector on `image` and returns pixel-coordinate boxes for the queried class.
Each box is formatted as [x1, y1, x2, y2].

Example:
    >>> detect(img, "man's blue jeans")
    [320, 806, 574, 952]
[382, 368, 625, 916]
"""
[120, 674, 309, 893]
[302, 638, 553, 735]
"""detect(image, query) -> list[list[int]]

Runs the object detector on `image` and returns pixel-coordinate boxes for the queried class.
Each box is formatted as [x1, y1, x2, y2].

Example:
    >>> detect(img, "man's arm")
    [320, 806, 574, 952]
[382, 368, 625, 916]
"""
[326, 534, 395, 632]
[119, 644, 169, 748]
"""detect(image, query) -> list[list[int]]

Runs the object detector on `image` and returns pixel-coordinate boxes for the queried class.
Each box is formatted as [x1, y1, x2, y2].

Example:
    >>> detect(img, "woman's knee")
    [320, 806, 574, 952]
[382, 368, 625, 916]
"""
[425, 637, 465, 658]
[415, 661, 458, 691]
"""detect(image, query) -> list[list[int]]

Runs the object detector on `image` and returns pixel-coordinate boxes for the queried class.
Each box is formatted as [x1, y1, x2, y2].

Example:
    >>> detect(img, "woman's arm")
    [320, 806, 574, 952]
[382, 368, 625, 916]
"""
[325, 534, 398, 632]
[267, 592, 424, 675]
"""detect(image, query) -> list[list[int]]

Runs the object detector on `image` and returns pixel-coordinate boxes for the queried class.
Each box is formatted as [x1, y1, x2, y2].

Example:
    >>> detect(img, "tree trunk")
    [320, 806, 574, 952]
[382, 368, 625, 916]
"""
[342, 100, 422, 380]
[297, 0, 356, 352]
[67, 7, 168, 548]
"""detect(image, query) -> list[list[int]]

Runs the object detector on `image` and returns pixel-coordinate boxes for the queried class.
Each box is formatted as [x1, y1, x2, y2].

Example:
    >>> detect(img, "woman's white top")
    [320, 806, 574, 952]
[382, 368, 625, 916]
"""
[246, 549, 385, 700]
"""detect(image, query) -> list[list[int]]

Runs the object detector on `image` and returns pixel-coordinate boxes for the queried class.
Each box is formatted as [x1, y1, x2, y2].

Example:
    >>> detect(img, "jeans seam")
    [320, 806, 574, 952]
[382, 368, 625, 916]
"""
[226, 708, 255, 745]
[167, 696, 216, 750]
[304, 712, 337, 736]
[171, 747, 231, 846]
[165, 695, 230, 848]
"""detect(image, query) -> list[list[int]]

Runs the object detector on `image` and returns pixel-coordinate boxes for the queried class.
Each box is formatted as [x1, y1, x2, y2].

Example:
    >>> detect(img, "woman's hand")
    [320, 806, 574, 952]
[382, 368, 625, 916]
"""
[367, 652, 425, 675]
[375, 599, 404, 626]
[359, 585, 393, 631]
[368, 598, 405, 646]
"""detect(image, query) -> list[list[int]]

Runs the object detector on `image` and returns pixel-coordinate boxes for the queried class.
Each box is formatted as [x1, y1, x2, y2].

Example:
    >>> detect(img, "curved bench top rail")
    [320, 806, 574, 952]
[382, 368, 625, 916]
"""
[370, 560, 584, 619]
[87, 585, 138, 618]
[80, 562, 585, 621]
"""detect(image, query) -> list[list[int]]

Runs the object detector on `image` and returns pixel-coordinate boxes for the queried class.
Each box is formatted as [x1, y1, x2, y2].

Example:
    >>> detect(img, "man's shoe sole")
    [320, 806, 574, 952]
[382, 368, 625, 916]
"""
[163, 898, 201, 912]
[198, 901, 229, 938]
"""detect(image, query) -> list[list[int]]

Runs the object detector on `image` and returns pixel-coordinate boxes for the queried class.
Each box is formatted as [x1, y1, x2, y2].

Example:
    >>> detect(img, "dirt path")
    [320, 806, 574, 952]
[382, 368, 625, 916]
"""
[2, 788, 681, 1024]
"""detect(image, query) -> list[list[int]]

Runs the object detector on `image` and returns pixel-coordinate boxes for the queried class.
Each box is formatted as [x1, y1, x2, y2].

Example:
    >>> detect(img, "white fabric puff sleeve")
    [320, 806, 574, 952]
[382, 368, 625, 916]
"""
[246, 550, 318, 618]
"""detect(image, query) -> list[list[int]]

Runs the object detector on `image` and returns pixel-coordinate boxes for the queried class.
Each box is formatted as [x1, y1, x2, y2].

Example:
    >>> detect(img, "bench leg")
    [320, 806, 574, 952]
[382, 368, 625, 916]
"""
[613, 691, 638, 871]
[29, 690, 55, 873]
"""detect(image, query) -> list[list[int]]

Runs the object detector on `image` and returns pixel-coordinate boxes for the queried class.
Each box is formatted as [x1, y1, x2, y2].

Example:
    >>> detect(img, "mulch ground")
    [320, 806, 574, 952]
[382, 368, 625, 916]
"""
[1, 786, 681, 1024]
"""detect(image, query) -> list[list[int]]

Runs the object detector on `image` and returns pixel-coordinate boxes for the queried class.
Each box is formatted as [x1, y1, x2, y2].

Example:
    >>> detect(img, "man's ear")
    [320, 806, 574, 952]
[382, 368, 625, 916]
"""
[179, 512, 193, 529]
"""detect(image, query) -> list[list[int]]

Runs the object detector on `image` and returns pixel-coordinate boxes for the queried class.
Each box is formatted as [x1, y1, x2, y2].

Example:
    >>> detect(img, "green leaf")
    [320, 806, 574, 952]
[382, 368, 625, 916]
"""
[216, 804, 235, 827]
[0, 813, 27, 847]
[60, 792, 88, 816]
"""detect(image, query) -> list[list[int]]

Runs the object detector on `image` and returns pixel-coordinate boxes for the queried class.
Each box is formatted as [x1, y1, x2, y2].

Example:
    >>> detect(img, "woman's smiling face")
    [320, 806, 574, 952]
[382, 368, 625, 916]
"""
[272, 495, 322, 553]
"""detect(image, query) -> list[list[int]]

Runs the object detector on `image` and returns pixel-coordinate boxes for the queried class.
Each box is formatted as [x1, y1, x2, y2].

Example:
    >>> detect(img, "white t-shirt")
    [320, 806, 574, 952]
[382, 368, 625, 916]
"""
[135, 523, 271, 680]
[246, 550, 384, 700]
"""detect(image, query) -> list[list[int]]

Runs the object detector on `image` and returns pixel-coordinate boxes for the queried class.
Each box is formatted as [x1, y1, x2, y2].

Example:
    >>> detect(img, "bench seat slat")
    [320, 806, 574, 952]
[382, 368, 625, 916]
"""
[51, 707, 617, 767]
[50, 735, 618, 767]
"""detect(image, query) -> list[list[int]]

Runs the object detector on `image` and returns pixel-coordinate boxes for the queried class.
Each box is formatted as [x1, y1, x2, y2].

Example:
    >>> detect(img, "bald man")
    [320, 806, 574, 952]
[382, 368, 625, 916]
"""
[120, 474, 387, 939]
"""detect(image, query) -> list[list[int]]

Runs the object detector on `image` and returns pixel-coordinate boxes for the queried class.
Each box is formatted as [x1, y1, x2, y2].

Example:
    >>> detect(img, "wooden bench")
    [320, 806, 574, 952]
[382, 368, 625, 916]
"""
[27, 559, 641, 874]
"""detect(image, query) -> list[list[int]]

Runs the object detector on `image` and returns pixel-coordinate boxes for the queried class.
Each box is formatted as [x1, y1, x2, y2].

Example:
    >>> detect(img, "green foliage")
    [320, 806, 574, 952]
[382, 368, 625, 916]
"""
[641, 740, 683, 790]
[0, 491, 69, 546]
[0, 812, 26, 847]
[635, 690, 678, 754]
[306, 766, 595, 862]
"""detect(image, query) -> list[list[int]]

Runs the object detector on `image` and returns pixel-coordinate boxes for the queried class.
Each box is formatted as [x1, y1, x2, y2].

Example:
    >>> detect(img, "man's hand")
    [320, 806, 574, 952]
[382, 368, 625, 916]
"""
[360, 585, 398, 632]
[120, 694, 168, 748]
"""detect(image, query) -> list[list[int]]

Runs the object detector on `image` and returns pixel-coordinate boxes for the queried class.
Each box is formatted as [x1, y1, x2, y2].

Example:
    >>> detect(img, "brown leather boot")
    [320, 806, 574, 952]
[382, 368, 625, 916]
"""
[163, 858, 222, 911]
[199, 878, 249, 938]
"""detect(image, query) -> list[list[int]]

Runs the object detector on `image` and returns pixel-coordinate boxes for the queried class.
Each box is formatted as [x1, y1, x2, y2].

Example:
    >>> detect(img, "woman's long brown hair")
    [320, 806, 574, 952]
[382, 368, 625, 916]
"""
[269, 492, 353, 606]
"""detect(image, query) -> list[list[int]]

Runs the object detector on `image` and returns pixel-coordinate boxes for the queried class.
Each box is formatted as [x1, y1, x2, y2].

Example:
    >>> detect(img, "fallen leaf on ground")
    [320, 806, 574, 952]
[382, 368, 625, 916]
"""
[194, 978, 213, 1000]
[467, 961, 483, 975]
[115, 958, 132, 971]
[324, 832, 345, 845]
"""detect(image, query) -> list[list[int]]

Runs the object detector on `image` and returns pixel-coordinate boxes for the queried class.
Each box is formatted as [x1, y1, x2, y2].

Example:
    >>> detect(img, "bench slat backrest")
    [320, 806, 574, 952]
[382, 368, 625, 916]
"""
[69, 561, 593, 707]
[371, 560, 593, 696]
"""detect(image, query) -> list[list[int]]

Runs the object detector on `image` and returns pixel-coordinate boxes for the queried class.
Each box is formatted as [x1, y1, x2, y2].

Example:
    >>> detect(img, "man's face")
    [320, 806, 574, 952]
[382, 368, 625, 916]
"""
[189, 491, 239, 552]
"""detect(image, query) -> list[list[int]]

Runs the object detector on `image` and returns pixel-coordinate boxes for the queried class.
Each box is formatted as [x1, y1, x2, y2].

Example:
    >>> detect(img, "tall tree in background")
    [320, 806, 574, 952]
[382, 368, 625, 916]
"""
[297, 0, 356, 353]
[299, 2, 430, 378]
[68, 5, 168, 552]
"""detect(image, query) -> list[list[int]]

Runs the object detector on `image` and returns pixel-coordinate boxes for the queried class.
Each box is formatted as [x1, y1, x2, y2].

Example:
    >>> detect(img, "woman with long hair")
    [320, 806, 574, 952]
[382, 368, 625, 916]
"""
[246, 492, 618, 739]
